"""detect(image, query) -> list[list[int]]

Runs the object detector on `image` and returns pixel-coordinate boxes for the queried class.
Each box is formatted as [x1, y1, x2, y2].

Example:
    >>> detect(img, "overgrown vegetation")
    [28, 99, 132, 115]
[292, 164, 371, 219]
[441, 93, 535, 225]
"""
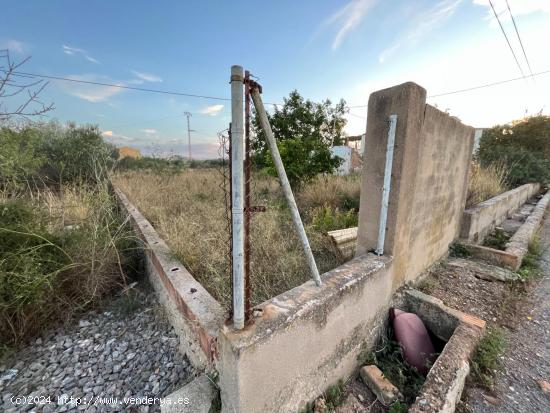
[517, 234, 544, 281]
[483, 227, 510, 250]
[252, 90, 347, 187]
[470, 327, 507, 388]
[1, 122, 117, 192]
[466, 161, 509, 207]
[0, 122, 136, 347]
[113, 170, 360, 309]
[360, 337, 427, 405]
[449, 242, 471, 258]
[478, 115, 550, 187]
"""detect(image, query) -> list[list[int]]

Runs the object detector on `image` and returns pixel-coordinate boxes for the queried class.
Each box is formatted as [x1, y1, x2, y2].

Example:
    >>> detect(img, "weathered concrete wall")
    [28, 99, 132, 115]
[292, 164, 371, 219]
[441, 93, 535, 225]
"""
[218, 254, 393, 413]
[115, 188, 226, 370]
[460, 183, 541, 244]
[357, 82, 474, 286]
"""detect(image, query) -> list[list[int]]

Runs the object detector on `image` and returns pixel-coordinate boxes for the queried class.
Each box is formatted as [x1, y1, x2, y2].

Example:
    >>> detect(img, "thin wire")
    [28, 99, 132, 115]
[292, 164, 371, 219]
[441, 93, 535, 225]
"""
[489, 0, 525, 78]
[5, 70, 232, 101]
[428, 69, 550, 98]
[346, 68, 550, 106]
[505, 0, 534, 78]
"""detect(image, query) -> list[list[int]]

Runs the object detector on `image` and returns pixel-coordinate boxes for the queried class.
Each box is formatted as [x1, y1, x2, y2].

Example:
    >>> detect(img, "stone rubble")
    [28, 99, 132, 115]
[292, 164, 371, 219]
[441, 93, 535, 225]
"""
[0, 289, 193, 413]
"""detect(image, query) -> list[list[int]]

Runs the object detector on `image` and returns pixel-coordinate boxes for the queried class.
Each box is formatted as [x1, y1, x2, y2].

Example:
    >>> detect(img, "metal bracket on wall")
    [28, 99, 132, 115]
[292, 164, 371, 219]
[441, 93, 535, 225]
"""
[375, 114, 397, 256]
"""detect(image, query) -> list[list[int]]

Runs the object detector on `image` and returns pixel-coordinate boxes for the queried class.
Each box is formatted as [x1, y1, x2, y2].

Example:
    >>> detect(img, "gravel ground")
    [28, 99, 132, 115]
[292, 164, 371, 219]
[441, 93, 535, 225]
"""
[462, 214, 550, 413]
[0, 284, 193, 413]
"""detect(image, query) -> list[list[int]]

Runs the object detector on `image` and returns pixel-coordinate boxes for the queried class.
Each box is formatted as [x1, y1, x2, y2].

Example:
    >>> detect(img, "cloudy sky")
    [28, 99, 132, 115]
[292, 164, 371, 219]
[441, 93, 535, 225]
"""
[1, 0, 549, 158]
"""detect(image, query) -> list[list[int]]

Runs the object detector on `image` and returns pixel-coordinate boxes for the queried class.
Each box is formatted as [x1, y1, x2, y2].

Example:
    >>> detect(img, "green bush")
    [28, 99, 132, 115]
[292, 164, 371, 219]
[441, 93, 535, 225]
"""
[478, 115, 550, 186]
[0, 122, 117, 192]
[252, 90, 346, 187]
[310, 204, 358, 232]
[471, 327, 506, 388]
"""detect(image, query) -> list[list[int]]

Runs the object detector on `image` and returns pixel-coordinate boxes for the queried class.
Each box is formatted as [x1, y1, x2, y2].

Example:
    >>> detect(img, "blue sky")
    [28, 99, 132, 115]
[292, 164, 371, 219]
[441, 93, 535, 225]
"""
[2, 0, 549, 158]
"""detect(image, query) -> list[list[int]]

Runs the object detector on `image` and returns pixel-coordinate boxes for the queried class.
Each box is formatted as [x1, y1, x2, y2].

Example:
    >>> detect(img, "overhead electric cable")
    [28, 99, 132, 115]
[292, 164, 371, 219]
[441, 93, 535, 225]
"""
[505, 0, 534, 78]
[489, 0, 525, 78]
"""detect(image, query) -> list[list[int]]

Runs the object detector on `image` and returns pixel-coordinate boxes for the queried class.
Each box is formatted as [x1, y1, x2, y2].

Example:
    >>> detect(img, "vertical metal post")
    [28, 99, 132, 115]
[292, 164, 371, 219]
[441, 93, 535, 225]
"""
[184, 112, 192, 161]
[230, 65, 245, 329]
[375, 114, 397, 256]
[250, 86, 322, 286]
[243, 71, 252, 322]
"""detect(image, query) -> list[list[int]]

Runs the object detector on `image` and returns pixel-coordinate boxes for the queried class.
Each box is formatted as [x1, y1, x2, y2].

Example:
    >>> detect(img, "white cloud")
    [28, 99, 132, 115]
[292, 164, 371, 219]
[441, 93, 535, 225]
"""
[63, 44, 100, 64]
[142, 128, 158, 135]
[200, 104, 224, 116]
[379, 0, 462, 63]
[101, 130, 134, 143]
[320, 0, 378, 50]
[131, 71, 163, 83]
[60, 74, 122, 102]
[3, 39, 28, 55]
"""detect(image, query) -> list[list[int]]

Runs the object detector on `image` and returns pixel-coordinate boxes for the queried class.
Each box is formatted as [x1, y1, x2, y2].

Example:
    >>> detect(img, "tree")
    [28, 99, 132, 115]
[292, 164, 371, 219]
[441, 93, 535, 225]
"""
[252, 90, 347, 187]
[478, 115, 550, 186]
[0, 50, 54, 125]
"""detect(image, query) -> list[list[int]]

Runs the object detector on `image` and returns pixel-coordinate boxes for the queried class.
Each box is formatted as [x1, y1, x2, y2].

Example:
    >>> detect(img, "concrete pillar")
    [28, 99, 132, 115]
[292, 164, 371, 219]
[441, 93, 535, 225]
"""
[356, 82, 427, 259]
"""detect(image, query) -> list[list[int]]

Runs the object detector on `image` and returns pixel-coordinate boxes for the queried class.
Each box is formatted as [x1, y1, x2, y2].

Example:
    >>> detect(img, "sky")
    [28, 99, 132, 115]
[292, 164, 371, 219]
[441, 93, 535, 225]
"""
[1, 0, 549, 158]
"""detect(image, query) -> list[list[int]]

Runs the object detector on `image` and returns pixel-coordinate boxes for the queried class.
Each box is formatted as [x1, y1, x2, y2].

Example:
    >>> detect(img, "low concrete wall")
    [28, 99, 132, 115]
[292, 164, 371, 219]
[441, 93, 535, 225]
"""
[463, 189, 550, 270]
[218, 254, 393, 413]
[115, 188, 226, 370]
[460, 183, 540, 244]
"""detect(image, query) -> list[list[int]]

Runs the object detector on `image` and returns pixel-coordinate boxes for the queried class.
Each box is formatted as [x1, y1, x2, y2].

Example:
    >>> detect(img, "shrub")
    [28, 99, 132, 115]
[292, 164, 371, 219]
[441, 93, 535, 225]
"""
[471, 327, 506, 388]
[252, 90, 346, 187]
[310, 204, 358, 232]
[478, 115, 550, 186]
[466, 161, 508, 207]
[0, 185, 136, 345]
[0, 122, 117, 192]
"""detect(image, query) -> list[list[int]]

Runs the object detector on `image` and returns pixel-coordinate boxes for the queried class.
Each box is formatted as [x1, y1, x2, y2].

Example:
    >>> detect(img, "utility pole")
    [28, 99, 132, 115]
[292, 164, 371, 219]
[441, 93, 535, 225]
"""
[184, 111, 192, 161]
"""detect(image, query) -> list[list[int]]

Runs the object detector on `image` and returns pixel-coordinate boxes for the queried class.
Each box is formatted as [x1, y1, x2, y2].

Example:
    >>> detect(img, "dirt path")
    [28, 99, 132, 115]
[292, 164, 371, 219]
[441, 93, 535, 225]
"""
[464, 214, 550, 412]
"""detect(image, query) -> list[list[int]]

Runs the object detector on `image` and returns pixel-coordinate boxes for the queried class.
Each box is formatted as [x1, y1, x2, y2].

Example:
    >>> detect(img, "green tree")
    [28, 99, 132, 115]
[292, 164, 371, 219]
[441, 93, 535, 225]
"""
[478, 115, 550, 186]
[252, 90, 347, 187]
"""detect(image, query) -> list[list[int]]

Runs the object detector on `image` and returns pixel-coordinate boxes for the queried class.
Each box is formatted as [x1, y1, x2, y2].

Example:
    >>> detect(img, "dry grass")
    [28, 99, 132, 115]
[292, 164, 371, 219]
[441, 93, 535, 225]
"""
[466, 162, 509, 207]
[297, 173, 361, 213]
[0, 184, 136, 345]
[112, 170, 358, 309]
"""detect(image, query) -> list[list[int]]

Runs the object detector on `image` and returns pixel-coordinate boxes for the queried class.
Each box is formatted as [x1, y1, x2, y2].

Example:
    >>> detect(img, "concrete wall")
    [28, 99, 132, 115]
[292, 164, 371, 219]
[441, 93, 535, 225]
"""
[115, 188, 226, 370]
[357, 82, 474, 285]
[218, 255, 393, 413]
[460, 183, 541, 244]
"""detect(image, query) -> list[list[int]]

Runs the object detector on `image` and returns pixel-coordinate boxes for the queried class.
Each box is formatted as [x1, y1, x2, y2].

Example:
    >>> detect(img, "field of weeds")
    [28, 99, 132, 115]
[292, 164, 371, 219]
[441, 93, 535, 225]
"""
[112, 170, 361, 309]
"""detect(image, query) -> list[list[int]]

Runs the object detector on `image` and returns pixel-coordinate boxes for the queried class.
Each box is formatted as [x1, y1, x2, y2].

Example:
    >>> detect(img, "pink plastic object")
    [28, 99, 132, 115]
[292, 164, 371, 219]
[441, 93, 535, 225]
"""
[390, 308, 435, 375]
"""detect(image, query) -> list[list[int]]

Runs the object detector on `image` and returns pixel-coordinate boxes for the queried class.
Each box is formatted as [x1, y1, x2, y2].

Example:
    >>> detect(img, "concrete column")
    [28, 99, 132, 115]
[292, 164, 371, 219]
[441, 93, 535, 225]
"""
[356, 82, 427, 261]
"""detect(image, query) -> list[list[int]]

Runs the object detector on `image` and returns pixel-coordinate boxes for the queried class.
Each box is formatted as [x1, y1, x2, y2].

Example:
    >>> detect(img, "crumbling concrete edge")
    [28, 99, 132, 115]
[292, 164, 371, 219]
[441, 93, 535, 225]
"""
[114, 187, 226, 370]
[460, 183, 540, 243]
[404, 289, 485, 413]
[505, 189, 550, 265]
[463, 189, 550, 270]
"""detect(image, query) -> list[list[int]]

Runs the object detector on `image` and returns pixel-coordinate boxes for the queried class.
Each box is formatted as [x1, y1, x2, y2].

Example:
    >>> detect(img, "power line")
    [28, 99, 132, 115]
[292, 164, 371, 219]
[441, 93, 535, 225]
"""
[489, 0, 525, 78]
[6, 70, 232, 102]
[346, 68, 550, 107]
[505, 0, 534, 78]
[428, 69, 550, 98]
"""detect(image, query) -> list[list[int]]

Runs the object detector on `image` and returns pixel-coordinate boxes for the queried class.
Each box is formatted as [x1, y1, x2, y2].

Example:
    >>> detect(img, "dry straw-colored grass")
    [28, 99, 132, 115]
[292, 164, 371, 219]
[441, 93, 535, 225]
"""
[466, 162, 509, 207]
[112, 170, 360, 309]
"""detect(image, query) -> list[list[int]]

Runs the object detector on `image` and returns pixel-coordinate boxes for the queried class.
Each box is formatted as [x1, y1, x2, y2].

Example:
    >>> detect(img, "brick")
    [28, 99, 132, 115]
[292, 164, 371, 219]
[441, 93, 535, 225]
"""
[360, 365, 403, 406]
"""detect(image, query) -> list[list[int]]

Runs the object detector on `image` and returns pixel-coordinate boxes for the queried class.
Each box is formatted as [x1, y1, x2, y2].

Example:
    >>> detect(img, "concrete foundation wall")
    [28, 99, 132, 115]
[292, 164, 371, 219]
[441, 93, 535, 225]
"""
[218, 255, 393, 413]
[357, 82, 474, 285]
[460, 183, 541, 244]
[115, 188, 226, 370]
